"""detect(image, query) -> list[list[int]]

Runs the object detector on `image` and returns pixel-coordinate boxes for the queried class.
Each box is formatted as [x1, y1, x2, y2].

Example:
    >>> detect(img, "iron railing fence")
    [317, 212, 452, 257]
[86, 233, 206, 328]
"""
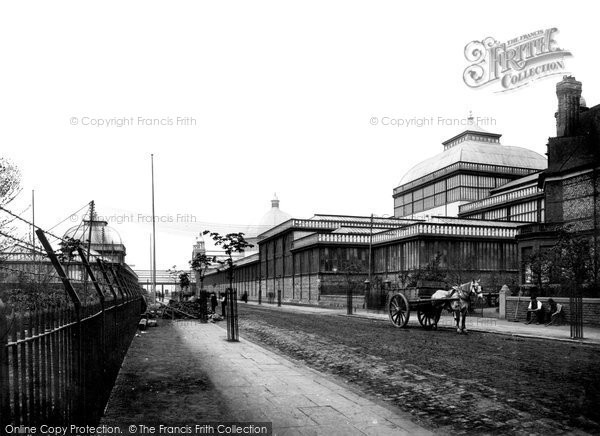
[0, 221, 144, 426]
[0, 289, 143, 425]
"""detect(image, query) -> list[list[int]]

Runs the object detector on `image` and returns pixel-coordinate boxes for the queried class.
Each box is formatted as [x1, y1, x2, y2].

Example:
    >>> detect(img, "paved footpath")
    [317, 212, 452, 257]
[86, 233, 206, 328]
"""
[103, 303, 598, 435]
[103, 320, 434, 436]
[174, 321, 433, 436]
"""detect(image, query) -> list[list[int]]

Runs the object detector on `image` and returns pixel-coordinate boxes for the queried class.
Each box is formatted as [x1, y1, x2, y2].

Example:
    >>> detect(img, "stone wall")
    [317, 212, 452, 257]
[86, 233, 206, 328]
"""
[504, 296, 600, 326]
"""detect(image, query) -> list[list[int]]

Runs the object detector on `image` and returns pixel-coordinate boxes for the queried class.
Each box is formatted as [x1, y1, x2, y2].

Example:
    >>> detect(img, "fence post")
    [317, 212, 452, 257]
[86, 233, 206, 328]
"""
[36, 230, 84, 422]
[0, 299, 10, 428]
[77, 247, 107, 417]
[364, 280, 370, 310]
[107, 265, 126, 301]
[277, 290, 282, 307]
[258, 277, 262, 305]
[226, 288, 239, 342]
[570, 285, 584, 339]
[96, 259, 119, 302]
[35, 230, 82, 313]
[77, 248, 105, 309]
[346, 287, 353, 315]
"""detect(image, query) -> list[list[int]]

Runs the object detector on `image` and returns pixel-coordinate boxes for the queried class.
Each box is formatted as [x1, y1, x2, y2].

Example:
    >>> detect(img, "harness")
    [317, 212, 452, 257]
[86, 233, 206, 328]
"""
[454, 283, 481, 302]
[443, 283, 481, 312]
[458, 287, 471, 301]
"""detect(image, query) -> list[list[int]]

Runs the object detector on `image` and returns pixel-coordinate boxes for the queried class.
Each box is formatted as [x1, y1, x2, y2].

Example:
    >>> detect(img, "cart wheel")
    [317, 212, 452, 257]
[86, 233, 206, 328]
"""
[389, 293, 410, 328]
[417, 308, 438, 329]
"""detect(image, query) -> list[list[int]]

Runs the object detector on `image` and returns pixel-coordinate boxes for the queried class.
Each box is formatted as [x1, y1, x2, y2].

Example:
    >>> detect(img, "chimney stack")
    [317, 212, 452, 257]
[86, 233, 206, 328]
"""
[556, 76, 582, 137]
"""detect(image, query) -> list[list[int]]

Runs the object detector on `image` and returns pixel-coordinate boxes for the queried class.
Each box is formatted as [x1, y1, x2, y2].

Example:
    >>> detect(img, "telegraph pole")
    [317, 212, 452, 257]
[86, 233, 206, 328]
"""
[368, 213, 373, 284]
[151, 154, 157, 303]
[31, 190, 35, 259]
[86, 201, 95, 261]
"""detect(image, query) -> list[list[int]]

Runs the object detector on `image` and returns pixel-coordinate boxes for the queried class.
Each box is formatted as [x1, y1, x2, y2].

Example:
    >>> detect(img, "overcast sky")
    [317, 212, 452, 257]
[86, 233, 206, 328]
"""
[1, 1, 598, 271]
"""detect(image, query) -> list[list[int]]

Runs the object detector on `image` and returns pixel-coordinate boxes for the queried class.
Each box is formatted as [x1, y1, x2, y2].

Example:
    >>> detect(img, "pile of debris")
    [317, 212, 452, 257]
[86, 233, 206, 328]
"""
[139, 302, 162, 330]
[138, 317, 158, 330]
[166, 300, 205, 318]
[157, 300, 224, 322]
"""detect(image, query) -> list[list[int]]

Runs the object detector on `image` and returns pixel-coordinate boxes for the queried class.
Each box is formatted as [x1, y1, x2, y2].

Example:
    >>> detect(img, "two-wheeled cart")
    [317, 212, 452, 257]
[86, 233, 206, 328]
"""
[387, 284, 457, 329]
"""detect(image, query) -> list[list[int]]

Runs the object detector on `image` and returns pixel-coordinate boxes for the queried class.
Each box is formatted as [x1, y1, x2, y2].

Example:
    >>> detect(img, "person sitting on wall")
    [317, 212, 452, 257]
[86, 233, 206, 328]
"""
[545, 298, 563, 326]
[526, 295, 544, 325]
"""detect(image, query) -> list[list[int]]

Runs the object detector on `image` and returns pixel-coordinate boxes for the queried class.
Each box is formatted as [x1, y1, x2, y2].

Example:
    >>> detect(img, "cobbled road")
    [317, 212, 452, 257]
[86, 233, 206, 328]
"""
[237, 305, 600, 435]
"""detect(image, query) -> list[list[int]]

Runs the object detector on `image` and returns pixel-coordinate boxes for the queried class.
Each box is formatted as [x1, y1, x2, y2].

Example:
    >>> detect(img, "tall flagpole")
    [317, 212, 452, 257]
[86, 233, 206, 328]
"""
[31, 190, 35, 259]
[151, 154, 157, 303]
[149, 233, 152, 295]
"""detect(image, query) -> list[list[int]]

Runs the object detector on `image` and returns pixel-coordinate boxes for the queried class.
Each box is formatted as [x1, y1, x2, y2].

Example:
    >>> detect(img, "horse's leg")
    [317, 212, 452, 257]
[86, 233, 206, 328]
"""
[454, 310, 461, 333]
[462, 308, 468, 333]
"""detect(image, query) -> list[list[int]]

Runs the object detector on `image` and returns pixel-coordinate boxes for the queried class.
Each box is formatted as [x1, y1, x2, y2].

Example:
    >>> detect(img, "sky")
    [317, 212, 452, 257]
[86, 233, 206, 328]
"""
[1, 1, 598, 271]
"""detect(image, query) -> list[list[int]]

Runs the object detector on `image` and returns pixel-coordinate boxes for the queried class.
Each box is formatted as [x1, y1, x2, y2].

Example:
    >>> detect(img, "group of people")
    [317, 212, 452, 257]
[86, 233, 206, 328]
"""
[208, 291, 249, 317]
[526, 296, 563, 326]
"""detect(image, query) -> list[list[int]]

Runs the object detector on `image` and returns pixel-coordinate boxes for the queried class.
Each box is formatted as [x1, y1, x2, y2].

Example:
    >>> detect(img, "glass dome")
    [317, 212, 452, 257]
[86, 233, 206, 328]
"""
[258, 194, 292, 229]
[63, 219, 124, 248]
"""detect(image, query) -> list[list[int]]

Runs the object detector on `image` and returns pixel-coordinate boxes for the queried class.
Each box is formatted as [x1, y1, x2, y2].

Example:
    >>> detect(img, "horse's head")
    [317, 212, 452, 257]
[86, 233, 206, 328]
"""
[470, 279, 483, 300]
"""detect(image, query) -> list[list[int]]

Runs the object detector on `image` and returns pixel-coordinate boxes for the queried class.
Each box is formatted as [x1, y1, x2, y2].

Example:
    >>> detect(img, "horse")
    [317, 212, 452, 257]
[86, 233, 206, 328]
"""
[431, 280, 483, 334]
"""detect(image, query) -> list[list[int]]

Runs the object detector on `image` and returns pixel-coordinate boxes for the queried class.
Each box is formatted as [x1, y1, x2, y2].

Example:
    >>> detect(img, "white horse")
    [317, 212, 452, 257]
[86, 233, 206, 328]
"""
[431, 280, 483, 333]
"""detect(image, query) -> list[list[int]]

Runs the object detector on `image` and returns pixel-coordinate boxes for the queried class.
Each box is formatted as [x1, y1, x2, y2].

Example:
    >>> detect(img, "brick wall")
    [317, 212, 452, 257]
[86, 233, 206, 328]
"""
[283, 273, 320, 304]
[545, 170, 600, 230]
[319, 273, 368, 295]
[318, 293, 366, 310]
[562, 173, 596, 230]
[505, 296, 600, 326]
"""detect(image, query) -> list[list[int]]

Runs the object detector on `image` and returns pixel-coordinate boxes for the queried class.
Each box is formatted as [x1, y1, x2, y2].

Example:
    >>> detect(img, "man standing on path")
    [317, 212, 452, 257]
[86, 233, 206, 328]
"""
[221, 292, 227, 317]
[210, 292, 218, 313]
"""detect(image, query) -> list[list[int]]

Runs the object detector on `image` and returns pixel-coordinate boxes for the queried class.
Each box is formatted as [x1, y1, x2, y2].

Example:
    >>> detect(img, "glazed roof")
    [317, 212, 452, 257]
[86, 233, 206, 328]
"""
[489, 171, 541, 194]
[398, 139, 547, 186]
[64, 220, 123, 247]
[257, 194, 292, 229]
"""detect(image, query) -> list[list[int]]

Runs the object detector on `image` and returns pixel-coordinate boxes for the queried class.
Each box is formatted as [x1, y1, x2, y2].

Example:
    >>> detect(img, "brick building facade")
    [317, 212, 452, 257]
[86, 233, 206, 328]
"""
[518, 76, 600, 295]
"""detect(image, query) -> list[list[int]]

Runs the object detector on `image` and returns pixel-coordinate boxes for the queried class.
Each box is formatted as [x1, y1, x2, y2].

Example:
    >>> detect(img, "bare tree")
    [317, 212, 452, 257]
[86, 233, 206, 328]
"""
[340, 260, 364, 295]
[0, 157, 22, 254]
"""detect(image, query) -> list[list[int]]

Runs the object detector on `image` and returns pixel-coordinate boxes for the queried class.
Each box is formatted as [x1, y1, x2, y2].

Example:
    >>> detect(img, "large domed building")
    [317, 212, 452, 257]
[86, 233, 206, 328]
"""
[0, 206, 141, 302]
[64, 216, 127, 264]
[257, 194, 292, 232]
[393, 118, 547, 218]
[206, 77, 600, 324]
